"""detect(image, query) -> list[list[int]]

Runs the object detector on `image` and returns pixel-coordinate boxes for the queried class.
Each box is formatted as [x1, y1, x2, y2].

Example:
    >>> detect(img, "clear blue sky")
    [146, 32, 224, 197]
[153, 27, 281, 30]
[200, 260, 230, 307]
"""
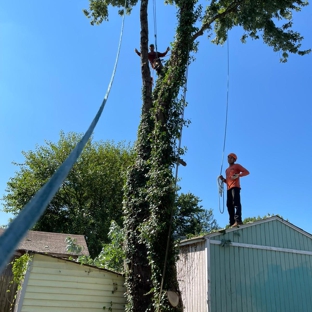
[1, 1, 311, 233]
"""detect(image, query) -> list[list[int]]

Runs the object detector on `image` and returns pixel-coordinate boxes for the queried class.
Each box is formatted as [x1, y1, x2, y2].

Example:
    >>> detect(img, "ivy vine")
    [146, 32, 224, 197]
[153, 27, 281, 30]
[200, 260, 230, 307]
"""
[123, 0, 199, 311]
[7, 253, 32, 309]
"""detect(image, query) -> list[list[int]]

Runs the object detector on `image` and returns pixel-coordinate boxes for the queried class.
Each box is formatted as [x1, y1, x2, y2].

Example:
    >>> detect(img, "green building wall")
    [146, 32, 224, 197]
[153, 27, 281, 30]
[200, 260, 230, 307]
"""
[178, 217, 312, 312]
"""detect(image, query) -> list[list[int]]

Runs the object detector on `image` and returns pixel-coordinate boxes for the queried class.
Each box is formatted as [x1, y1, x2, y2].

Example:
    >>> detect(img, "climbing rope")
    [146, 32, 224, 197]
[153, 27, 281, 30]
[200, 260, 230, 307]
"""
[218, 34, 230, 214]
[0, 8, 126, 275]
[153, 0, 158, 54]
[157, 67, 189, 311]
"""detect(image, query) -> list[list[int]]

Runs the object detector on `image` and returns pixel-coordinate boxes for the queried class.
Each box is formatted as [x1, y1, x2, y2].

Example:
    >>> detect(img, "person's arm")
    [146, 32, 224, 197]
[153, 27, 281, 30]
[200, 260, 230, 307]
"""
[134, 48, 141, 56]
[238, 165, 250, 177]
[157, 47, 170, 57]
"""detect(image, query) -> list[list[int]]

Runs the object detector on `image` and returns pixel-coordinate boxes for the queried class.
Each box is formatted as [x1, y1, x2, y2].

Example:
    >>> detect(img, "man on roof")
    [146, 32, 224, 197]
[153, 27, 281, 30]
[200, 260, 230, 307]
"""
[219, 153, 250, 227]
[135, 44, 170, 74]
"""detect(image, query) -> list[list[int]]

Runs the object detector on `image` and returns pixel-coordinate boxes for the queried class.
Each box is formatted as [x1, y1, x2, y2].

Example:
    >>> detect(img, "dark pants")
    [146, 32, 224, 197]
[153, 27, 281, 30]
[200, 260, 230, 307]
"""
[227, 187, 242, 225]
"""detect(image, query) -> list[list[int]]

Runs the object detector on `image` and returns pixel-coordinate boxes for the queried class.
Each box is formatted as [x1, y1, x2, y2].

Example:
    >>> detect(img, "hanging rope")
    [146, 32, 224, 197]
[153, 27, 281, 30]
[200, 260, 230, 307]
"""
[218, 34, 230, 214]
[153, 0, 158, 53]
[0, 9, 126, 275]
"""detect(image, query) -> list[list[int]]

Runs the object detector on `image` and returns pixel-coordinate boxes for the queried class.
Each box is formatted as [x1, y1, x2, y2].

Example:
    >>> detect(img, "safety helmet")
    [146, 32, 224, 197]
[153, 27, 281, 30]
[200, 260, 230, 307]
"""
[228, 153, 237, 161]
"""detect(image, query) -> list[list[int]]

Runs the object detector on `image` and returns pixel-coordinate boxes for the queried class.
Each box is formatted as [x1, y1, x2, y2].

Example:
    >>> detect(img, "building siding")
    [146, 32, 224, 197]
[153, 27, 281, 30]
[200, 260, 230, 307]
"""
[177, 241, 207, 312]
[178, 217, 312, 312]
[18, 254, 126, 312]
[209, 243, 312, 312]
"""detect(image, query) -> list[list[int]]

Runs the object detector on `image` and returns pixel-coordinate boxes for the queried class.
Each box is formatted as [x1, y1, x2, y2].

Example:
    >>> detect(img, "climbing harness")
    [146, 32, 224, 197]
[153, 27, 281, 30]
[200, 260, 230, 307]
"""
[218, 35, 230, 214]
[153, 58, 163, 74]
[0, 6, 126, 275]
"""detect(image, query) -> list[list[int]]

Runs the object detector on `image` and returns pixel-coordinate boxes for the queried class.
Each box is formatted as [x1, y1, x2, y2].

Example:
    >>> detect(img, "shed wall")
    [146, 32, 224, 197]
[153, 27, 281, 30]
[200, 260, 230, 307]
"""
[19, 254, 126, 312]
[177, 241, 207, 312]
[209, 242, 312, 312]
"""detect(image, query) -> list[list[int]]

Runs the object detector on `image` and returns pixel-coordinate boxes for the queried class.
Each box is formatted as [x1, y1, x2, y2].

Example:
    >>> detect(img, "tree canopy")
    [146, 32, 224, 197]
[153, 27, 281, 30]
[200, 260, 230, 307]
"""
[84, 0, 310, 62]
[2, 132, 135, 257]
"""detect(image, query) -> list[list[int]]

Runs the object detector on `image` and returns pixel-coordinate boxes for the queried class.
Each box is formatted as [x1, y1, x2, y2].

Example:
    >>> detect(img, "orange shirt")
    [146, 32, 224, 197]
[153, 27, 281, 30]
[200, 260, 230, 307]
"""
[225, 164, 249, 190]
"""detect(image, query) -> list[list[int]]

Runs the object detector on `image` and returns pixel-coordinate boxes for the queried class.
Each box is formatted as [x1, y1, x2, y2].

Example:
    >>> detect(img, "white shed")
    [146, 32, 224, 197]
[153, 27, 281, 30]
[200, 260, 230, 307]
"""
[14, 253, 126, 312]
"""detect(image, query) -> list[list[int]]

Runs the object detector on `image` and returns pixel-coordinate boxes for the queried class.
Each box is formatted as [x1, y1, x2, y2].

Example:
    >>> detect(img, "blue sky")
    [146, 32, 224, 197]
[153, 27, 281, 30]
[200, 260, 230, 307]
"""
[1, 1, 311, 233]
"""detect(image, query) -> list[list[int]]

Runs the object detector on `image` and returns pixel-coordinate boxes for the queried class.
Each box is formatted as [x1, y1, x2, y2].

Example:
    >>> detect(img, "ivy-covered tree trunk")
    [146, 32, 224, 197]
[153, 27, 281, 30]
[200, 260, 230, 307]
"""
[123, 0, 197, 311]
[123, 0, 154, 310]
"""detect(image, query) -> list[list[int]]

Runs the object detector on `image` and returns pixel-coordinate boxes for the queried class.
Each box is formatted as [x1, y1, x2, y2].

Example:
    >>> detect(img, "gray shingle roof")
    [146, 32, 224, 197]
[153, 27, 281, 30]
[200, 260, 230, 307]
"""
[0, 228, 89, 257]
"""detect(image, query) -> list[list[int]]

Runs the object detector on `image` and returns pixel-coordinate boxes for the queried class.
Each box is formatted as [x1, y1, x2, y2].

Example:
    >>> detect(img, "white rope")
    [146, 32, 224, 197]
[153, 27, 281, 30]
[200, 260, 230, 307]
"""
[218, 34, 230, 214]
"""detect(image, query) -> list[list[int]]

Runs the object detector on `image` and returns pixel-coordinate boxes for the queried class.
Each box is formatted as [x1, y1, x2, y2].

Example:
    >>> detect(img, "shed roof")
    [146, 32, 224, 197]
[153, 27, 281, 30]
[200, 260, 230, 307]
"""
[180, 216, 312, 251]
[0, 228, 89, 257]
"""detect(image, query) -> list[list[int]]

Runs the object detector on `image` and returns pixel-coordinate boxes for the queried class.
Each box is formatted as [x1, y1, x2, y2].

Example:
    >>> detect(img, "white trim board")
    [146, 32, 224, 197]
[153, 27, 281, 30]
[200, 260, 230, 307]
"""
[210, 240, 312, 256]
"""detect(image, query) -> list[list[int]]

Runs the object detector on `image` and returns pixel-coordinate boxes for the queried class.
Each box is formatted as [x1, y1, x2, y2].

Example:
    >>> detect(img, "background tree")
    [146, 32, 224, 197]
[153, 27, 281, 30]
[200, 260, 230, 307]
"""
[2, 131, 135, 257]
[85, 0, 310, 311]
[174, 193, 219, 239]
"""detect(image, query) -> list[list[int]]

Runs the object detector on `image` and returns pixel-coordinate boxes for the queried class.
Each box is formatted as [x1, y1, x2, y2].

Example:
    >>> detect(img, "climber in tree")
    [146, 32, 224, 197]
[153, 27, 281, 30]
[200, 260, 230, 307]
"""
[135, 44, 170, 74]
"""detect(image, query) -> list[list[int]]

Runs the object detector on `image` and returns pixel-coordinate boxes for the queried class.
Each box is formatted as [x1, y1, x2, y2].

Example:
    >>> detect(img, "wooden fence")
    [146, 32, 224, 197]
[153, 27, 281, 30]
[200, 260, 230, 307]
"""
[0, 264, 18, 312]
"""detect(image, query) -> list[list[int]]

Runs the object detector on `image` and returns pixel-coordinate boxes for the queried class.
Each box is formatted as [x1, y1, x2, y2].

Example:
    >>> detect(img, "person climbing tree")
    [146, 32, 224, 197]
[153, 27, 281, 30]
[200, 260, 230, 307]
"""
[219, 153, 249, 227]
[135, 44, 170, 74]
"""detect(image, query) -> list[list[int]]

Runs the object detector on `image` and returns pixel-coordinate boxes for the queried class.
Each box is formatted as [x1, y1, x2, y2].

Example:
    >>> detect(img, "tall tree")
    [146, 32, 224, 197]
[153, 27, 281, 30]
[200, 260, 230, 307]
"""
[2, 132, 135, 257]
[84, 0, 310, 311]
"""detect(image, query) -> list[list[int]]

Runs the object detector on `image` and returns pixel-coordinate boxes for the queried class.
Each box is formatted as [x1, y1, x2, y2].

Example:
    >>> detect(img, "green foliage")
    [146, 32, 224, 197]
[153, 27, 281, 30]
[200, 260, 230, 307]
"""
[195, 0, 310, 62]
[96, 221, 125, 272]
[174, 193, 219, 238]
[83, 0, 138, 25]
[86, 0, 310, 61]
[5, 254, 32, 309]
[243, 213, 285, 223]
[74, 221, 125, 273]
[65, 237, 84, 255]
[11, 254, 32, 290]
[2, 131, 135, 257]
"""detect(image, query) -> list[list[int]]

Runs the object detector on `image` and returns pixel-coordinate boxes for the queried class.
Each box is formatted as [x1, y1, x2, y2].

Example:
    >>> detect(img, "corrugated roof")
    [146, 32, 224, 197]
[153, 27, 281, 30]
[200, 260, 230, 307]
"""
[0, 228, 89, 257]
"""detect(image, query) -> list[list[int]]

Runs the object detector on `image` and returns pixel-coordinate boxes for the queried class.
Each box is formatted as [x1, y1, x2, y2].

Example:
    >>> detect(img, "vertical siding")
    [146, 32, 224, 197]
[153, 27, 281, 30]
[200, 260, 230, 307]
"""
[210, 243, 312, 312]
[19, 254, 126, 312]
[177, 241, 207, 312]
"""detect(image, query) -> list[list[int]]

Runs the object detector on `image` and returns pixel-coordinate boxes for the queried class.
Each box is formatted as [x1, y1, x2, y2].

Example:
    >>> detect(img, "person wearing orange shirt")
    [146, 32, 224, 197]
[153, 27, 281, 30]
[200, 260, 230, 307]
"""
[219, 153, 249, 227]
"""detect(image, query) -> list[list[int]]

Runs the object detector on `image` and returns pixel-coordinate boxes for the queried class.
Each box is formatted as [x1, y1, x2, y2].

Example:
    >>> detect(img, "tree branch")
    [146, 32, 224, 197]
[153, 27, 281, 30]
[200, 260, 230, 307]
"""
[192, 0, 244, 41]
